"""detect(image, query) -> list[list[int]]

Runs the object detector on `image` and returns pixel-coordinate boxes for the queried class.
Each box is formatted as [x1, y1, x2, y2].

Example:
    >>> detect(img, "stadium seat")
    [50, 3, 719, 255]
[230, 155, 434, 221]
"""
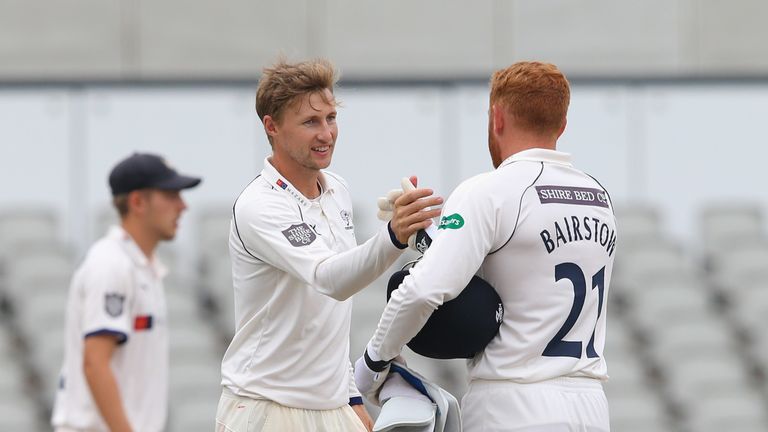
[700, 204, 763, 250]
[0, 351, 26, 394]
[607, 391, 674, 432]
[14, 288, 68, 349]
[603, 350, 650, 397]
[2, 244, 74, 305]
[196, 205, 232, 259]
[611, 241, 694, 289]
[684, 390, 768, 432]
[708, 241, 768, 285]
[169, 323, 224, 366]
[32, 329, 65, 405]
[169, 362, 222, 403]
[625, 276, 717, 334]
[166, 283, 205, 322]
[199, 252, 235, 335]
[613, 203, 665, 249]
[0, 207, 59, 253]
[169, 398, 218, 432]
[724, 276, 768, 334]
[664, 352, 754, 408]
[0, 396, 44, 430]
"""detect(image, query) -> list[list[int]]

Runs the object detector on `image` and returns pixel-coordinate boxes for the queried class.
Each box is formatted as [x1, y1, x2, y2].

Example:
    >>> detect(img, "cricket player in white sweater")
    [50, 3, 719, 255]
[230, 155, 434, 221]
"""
[356, 61, 617, 432]
[216, 58, 442, 432]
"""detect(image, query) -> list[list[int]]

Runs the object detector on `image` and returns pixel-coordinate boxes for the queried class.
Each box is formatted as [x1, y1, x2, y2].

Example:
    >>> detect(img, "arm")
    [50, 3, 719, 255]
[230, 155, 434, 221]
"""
[83, 335, 133, 432]
[347, 361, 373, 430]
[351, 404, 374, 431]
[237, 188, 441, 301]
[369, 179, 498, 361]
[78, 259, 134, 430]
[313, 187, 441, 300]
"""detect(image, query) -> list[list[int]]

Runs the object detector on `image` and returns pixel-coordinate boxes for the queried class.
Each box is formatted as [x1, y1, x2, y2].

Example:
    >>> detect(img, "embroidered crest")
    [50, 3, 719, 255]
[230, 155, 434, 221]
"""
[282, 223, 317, 247]
[340, 210, 353, 230]
[104, 293, 125, 317]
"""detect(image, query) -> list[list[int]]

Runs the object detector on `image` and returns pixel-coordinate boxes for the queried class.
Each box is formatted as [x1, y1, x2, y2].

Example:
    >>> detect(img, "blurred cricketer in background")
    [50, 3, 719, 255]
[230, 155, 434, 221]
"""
[215, 58, 442, 432]
[356, 61, 617, 431]
[52, 153, 201, 432]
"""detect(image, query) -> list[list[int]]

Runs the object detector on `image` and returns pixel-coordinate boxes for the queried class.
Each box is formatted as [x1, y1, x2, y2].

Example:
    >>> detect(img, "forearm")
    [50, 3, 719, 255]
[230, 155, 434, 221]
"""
[369, 265, 442, 361]
[84, 362, 132, 432]
[314, 223, 403, 301]
[351, 403, 373, 431]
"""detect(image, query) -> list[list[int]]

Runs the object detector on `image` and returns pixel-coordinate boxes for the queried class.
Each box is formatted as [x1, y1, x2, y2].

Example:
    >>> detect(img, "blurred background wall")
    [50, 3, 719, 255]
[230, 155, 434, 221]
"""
[2, 83, 768, 254]
[1, 0, 768, 80]
[1, 1, 768, 432]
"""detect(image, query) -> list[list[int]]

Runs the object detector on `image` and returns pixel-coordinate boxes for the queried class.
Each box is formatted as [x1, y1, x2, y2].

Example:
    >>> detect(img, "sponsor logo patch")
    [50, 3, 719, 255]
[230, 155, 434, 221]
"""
[438, 213, 465, 230]
[282, 223, 317, 247]
[414, 230, 432, 253]
[535, 186, 609, 208]
[276, 179, 288, 190]
[104, 293, 125, 317]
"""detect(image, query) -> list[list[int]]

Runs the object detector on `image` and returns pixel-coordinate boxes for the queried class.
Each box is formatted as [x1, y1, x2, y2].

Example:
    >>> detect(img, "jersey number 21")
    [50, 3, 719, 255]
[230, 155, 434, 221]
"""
[543, 263, 606, 359]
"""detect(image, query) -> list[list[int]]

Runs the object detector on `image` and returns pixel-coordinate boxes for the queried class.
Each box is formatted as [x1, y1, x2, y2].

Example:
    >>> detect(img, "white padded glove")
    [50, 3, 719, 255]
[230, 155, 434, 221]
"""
[377, 178, 439, 253]
[376, 188, 404, 222]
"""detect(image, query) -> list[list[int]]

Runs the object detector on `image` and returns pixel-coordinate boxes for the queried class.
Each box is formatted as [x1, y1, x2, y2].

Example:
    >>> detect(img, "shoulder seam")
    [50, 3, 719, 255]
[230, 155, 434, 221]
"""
[323, 171, 349, 194]
[489, 162, 545, 255]
[232, 175, 263, 262]
[585, 172, 615, 215]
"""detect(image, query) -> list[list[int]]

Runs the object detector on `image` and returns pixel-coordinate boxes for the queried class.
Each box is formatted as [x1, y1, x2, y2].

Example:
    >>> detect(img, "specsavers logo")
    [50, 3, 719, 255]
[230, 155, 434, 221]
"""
[438, 213, 464, 230]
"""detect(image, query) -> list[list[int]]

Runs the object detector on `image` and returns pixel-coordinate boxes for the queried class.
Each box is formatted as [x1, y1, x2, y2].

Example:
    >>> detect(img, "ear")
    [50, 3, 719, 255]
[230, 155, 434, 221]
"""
[491, 104, 505, 136]
[127, 190, 147, 215]
[556, 117, 567, 139]
[263, 115, 279, 140]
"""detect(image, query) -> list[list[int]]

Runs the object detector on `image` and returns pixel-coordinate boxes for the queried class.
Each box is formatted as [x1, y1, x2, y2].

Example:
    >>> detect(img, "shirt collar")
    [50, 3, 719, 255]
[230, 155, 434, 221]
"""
[108, 225, 168, 277]
[261, 157, 334, 209]
[499, 148, 573, 168]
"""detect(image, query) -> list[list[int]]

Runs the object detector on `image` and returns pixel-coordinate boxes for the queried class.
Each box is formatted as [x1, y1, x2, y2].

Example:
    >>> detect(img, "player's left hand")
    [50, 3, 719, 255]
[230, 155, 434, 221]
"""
[376, 188, 404, 222]
[354, 351, 390, 404]
[351, 403, 374, 431]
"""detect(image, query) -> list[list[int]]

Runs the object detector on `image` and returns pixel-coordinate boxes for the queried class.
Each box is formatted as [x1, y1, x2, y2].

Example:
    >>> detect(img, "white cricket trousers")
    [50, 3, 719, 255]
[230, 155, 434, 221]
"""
[215, 388, 367, 432]
[461, 377, 610, 432]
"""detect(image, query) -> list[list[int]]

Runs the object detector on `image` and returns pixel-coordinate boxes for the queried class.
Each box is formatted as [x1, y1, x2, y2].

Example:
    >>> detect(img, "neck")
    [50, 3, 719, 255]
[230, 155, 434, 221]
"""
[498, 131, 557, 164]
[269, 156, 322, 199]
[121, 219, 158, 260]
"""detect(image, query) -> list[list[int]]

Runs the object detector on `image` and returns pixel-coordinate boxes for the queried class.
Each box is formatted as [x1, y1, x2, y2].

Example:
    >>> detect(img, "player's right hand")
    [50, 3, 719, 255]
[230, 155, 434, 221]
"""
[387, 177, 443, 248]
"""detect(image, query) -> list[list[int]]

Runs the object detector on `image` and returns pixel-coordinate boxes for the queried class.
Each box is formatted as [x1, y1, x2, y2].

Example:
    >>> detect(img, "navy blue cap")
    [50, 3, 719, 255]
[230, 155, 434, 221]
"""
[108, 153, 202, 196]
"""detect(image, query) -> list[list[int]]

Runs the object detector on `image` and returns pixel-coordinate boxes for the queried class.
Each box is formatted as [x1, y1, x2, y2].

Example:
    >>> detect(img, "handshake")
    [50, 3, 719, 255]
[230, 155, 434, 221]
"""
[378, 177, 442, 254]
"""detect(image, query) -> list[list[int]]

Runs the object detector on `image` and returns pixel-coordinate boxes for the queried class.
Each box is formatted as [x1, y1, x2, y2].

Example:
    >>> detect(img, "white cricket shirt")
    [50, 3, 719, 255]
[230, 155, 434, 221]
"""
[370, 148, 617, 383]
[52, 226, 169, 432]
[221, 157, 404, 410]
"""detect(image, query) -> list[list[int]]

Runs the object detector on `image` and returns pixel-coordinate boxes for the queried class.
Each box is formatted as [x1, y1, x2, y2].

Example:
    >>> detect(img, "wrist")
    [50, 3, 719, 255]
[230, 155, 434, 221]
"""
[364, 348, 391, 372]
[387, 221, 408, 250]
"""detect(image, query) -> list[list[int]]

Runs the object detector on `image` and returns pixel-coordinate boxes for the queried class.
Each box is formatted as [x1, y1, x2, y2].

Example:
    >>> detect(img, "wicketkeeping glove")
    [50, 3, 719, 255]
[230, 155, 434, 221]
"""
[376, 188, 404, 222]
[376, 178, 439, 253]
[354, 348, 391, 406]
